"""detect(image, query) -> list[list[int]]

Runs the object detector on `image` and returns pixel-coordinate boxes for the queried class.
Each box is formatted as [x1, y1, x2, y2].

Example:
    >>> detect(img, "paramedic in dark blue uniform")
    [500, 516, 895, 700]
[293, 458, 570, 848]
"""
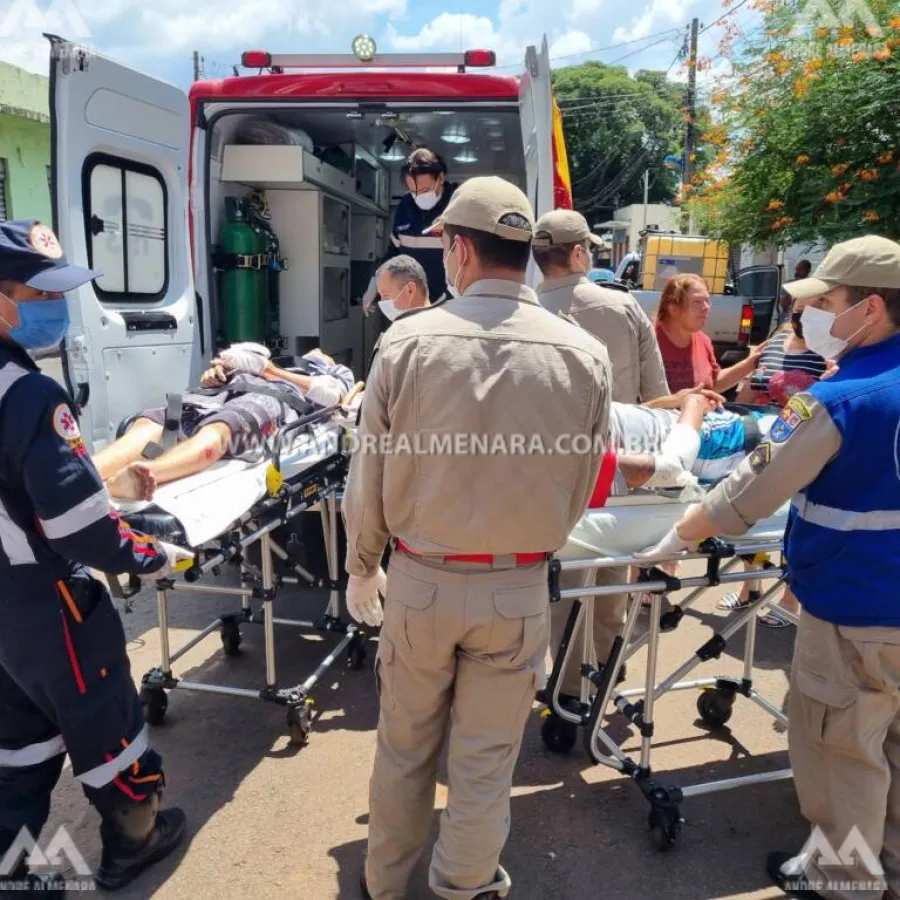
[637, 235, 900, 900]
[363, 148, 458, 311]
[0, 221, 191, 896]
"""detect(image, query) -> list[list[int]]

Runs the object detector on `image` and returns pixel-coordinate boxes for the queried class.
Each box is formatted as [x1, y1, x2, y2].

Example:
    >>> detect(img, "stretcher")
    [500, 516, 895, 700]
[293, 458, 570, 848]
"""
[106, 388, 365, 746]
[542, 483, 792, 850]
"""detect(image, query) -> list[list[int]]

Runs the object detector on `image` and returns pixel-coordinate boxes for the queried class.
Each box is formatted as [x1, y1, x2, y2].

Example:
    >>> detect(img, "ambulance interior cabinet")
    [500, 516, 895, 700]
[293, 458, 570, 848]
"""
[267, 190, 357, 365]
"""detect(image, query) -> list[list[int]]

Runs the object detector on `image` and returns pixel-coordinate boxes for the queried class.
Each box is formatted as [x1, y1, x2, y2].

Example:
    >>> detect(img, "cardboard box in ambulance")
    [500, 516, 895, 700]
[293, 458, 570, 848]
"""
[47, 35, 572, 454]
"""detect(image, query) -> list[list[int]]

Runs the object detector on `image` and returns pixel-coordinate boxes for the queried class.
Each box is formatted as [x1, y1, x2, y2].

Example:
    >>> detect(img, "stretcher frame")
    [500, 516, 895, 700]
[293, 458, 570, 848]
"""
[113, 402, 367, 746]
[541, 536, 792, 849]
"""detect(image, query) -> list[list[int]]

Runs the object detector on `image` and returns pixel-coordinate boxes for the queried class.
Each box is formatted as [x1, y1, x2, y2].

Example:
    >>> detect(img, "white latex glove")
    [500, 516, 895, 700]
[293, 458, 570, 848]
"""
[362, 277, 378, 314]
[634, 525, 696, 563]
[306, 375, 344, 408]
[345, 568, 387, 628]
[217, 345, 268, 376]
[153, 542, 196, 577]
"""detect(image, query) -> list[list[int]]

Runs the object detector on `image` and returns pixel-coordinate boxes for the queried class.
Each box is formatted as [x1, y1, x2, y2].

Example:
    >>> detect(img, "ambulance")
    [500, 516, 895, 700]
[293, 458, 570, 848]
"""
[47, 33, 575, 452]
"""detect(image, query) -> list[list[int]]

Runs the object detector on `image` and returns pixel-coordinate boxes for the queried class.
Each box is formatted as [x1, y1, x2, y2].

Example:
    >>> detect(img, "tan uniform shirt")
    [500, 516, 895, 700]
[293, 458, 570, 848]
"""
[538, 274, 669, 404]
[702, 392, 843, 534]
[342, 279, 613, 577]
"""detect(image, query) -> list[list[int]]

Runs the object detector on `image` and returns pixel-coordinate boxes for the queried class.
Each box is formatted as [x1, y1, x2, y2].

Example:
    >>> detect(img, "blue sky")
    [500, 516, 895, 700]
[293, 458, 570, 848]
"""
[1, 0, 764, 91]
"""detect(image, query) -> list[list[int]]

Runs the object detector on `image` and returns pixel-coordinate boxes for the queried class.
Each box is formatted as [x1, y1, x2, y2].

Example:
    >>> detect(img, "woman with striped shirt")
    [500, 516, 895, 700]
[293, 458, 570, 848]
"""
[720, 303, 828, 627]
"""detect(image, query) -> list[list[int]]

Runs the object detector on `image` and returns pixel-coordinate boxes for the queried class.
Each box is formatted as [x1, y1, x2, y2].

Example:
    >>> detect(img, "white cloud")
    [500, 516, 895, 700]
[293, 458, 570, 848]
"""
[613, 0, 696, 43]
[549, 30, 594, 60]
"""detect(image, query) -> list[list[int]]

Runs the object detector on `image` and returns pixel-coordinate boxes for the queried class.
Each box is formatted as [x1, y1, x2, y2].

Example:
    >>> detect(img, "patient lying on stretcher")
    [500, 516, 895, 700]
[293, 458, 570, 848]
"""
[612, 391, 779, 494]
[94, 344, 355, 502]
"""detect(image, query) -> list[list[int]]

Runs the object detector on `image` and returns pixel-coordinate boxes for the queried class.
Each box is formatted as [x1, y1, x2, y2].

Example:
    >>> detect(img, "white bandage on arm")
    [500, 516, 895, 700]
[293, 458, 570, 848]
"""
[660, 423, 701, 472]
[305, 375, 344, 407]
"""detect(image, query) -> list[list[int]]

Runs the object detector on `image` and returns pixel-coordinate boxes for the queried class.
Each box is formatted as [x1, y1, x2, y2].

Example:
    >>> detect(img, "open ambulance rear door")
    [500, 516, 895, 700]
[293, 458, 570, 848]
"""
[48, 36, 200, 452]
[519, 36, 555, 287]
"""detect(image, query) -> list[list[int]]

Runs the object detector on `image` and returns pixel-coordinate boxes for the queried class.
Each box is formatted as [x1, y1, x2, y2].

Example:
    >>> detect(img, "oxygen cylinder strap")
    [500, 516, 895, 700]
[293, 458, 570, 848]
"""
[142, 395, 183, 460]
[212, 250, 268, 271]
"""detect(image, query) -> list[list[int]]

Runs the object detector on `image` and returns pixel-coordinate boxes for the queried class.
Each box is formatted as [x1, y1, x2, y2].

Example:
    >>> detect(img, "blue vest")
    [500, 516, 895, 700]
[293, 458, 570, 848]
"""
[785, 332, 900, 626]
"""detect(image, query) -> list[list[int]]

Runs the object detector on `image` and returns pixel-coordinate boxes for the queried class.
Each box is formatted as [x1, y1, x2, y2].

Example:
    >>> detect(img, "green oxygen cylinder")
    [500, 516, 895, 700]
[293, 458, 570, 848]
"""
[219, 199, 266, 343]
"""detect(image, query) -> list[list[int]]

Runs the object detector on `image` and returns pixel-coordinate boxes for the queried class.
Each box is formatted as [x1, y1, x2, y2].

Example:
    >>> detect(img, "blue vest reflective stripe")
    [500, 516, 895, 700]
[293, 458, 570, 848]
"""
[785, 332, 900, 627]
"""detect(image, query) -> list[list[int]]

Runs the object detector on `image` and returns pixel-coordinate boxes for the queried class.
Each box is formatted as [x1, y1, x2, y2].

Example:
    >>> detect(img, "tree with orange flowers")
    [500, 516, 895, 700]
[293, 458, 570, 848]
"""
[687, 0, 900, 247]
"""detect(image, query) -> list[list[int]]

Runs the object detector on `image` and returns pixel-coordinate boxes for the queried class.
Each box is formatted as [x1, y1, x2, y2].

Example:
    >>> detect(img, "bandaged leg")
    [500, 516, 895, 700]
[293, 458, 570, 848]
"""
[106, 422, 233, 500]
[645, 423, 701, 489]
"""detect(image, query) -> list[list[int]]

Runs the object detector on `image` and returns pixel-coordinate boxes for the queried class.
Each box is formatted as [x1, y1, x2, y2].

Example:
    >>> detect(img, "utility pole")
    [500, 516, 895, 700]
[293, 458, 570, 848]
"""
[682, 17, 699, 233]
[642, 168, 649, 230]
[193, 50, 201, 81]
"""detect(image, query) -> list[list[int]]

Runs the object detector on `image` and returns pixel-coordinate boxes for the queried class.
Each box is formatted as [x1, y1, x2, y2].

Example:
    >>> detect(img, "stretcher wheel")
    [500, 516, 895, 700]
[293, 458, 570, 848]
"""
[141, 688, 168, 726]
[220, 621, 243, 657]
[697, 688, 734, 727]
[540, 711, 578, 755]
[648, 807, 681, 851]
[287, 701, 314, 746]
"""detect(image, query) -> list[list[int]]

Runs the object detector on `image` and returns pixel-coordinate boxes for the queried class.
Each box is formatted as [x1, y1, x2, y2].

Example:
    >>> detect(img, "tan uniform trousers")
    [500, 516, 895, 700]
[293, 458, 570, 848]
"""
[366, 548, 549, 900]
[789, 610, 900, 900]
[549, 567, 628, 698]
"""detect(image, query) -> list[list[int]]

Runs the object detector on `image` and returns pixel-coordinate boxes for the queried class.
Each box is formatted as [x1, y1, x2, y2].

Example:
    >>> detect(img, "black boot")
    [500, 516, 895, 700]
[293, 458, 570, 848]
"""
[95, 790, 186, 891]
[0, 859, 66, 898]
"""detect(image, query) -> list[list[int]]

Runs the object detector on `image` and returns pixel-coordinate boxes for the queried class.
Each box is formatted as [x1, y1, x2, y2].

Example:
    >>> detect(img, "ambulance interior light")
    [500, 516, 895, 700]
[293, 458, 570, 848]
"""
[242, 50, 272, 68]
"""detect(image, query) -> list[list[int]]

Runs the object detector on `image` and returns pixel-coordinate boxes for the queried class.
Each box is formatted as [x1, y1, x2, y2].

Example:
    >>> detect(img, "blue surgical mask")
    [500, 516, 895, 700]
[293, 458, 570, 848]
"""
[1, 294, 70, 351]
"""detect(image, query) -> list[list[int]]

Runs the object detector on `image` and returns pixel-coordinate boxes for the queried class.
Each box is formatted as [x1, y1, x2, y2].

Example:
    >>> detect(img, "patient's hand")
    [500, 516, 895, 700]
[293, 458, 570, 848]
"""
[682, 390, 722, 414]
[305, 348, 335, 366]
[106, 463, 157, 502]
[201, 363, 229, 388]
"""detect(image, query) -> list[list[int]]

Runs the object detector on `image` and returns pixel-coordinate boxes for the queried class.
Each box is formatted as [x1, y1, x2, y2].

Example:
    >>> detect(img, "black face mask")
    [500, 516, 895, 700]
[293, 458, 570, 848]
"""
[791, 311, 803, 339]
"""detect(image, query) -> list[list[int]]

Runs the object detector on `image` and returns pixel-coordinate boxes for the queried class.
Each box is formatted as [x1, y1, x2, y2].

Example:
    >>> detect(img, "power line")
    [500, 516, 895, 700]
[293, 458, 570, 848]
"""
[699, 0, 754, 35]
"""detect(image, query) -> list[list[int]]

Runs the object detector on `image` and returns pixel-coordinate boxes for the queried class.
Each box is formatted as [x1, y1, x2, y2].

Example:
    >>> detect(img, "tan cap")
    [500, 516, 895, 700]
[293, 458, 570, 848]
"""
[532, 209, 602, 249]
[784, 235, 900, 301]
[423, 176, 534, 242]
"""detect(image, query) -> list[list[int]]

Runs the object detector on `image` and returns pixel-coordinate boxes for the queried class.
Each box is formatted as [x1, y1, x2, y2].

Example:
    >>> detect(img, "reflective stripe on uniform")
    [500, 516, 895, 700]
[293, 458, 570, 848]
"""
[39, 488, 110, 540]
[76, 724, 149, 789]
[0, 362, 36, 564]
[0, 734, 66, 768]
[395, 234, 443, 251]
[793, 496, 900, 532]
[0, 494, 36, 564]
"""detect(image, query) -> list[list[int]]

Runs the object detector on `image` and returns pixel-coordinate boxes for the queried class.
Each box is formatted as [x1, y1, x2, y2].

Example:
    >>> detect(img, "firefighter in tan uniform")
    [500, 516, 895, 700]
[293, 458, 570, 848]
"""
[532, 209, 670, 729]
[342, 177, 612, 900]
[637, 235, 900, 900]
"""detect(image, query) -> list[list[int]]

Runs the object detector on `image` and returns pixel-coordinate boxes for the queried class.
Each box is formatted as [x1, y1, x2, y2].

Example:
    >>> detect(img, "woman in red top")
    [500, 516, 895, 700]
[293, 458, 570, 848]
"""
[655, 273, 763, 394]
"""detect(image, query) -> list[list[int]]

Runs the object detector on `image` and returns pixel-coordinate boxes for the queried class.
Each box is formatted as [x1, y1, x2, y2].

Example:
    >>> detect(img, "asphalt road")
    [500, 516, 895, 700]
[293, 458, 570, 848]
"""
[33, 353, 804, 900]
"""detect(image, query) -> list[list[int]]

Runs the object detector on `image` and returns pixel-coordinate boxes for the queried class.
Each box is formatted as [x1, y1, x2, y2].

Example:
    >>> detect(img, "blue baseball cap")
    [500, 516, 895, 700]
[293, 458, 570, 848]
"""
[0, 219, 101, 292]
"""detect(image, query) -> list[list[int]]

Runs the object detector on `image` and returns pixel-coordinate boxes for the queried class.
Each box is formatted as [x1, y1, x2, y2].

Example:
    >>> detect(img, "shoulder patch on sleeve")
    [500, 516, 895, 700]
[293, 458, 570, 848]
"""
[786, 394, 813, 421]
[52, 403, 80, 440]
[748, 441, 771, 473]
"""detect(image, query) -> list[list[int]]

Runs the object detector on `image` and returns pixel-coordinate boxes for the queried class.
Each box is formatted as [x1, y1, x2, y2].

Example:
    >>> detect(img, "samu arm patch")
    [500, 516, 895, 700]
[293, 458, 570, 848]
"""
[51, 403, 87, 457]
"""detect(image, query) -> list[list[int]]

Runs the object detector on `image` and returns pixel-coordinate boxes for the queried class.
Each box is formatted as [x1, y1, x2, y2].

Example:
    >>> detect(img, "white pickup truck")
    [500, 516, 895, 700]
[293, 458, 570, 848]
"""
[615, 254, 782, 366]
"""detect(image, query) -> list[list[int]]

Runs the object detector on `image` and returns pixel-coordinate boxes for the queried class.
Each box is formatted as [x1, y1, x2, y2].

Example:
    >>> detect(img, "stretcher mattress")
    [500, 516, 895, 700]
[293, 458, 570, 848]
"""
[559, 490, 790, 560]
[112, 418, 346, 547]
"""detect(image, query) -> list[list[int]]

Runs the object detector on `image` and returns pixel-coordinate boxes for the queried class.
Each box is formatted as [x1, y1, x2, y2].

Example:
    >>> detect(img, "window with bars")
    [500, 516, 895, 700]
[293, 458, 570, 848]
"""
[83, 153, 168, 302]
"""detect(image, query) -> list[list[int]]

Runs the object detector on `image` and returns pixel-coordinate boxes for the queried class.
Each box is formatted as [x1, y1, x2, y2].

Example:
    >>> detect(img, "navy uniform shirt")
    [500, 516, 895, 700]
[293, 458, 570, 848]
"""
[383, 183, 457, 301]
[0, 339, 167, 581]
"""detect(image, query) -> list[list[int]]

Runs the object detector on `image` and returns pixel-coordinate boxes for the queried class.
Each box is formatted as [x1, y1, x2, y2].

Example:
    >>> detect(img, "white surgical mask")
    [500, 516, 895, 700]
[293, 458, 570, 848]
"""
[443, 240, 462, 298]
[378, 298, 399, 321]
[413, 189, 440, 211]
[800, 304, 867, 360]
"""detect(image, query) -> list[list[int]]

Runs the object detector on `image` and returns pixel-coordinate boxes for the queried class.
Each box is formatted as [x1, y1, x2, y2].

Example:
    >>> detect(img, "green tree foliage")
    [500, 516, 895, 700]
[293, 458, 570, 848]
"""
[688, 0, 900, 247]
[553, 59, 708, 222]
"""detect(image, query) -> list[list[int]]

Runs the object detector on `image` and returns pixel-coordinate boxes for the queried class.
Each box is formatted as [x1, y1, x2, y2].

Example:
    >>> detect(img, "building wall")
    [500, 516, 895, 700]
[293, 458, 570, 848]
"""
[0, 60, 51, 222]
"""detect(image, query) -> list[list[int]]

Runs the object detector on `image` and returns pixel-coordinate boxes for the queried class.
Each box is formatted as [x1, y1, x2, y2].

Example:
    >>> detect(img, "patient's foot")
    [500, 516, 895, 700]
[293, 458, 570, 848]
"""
[106, 463, 157, 501]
